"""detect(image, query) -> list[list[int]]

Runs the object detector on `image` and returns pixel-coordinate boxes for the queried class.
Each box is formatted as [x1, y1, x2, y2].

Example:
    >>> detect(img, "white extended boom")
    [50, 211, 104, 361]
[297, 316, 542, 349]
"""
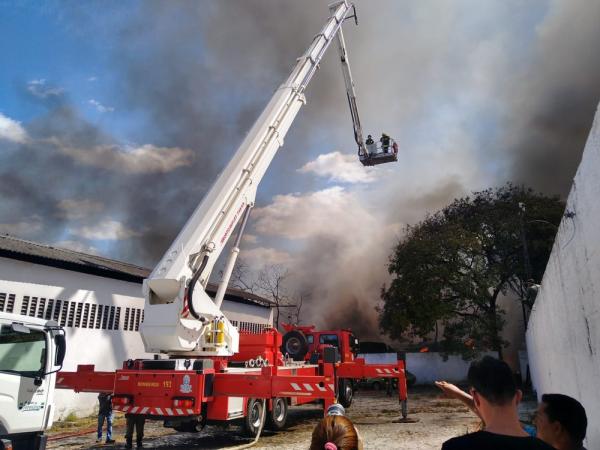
[140, 1, 371, 356]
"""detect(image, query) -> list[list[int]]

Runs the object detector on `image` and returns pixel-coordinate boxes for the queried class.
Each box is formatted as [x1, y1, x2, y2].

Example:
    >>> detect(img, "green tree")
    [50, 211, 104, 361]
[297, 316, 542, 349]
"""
[379, 184, 564, 358]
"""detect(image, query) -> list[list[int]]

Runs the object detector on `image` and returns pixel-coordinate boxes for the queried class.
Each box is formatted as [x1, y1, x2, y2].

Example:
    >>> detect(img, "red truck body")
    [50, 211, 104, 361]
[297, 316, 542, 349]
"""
[57, 327, 407, 435]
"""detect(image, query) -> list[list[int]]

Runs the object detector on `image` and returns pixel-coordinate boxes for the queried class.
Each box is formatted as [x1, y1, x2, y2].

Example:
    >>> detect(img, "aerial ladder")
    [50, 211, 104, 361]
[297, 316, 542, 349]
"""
[57, 1, 407, 437]
[140, 0, 397, 359]
[333, 7, 399, 166]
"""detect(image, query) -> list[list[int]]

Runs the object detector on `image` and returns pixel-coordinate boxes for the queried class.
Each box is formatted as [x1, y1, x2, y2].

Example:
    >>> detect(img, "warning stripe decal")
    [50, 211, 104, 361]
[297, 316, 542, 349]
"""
[113, 405, 195, 416]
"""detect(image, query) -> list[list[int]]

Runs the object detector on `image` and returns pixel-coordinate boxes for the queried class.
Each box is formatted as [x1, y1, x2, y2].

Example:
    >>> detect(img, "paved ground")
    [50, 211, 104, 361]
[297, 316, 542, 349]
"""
[48, 387, 536, 449]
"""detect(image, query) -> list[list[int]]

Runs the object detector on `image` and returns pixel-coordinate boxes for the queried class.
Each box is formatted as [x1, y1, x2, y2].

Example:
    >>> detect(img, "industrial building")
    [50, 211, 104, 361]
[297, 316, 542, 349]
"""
[0, 235, 274, 418]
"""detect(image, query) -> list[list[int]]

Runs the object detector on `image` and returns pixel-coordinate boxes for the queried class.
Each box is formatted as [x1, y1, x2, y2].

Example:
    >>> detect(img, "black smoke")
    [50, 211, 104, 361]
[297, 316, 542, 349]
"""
[2, 1, 600, 340]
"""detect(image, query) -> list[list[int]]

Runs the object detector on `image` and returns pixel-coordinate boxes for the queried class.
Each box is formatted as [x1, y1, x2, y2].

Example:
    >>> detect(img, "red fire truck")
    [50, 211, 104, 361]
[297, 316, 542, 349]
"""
[57, 0, 407, 440]
[57, 328, 407, 435]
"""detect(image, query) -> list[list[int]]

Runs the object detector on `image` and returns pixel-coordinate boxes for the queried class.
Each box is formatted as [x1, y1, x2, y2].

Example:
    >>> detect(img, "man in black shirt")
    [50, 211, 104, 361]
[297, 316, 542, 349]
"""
[442, 356, 554, 450]
[535, 394, 587, 450]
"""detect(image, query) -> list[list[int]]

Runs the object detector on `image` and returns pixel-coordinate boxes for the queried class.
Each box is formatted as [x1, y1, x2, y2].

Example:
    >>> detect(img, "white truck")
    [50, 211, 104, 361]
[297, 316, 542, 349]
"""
[0, 313, 66, 450]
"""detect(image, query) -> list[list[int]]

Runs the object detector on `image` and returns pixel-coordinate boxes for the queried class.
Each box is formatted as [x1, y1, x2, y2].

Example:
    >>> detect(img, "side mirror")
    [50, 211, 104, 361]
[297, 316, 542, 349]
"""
[11, 323, 30, 334]
[55, 334, 66, 366]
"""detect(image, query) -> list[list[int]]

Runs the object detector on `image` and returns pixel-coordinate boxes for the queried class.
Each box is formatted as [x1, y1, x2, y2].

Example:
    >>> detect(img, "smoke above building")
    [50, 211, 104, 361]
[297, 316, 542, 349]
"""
[1, 0, 599, 339]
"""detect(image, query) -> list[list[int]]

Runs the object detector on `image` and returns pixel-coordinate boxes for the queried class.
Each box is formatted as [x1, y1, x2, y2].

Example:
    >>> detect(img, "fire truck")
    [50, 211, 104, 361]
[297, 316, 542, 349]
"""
[56, 0, 407, 440]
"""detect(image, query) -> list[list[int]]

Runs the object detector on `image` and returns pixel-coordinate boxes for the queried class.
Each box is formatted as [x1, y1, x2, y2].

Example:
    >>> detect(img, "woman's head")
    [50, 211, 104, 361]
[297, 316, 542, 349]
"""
[309, 415, 361, 450]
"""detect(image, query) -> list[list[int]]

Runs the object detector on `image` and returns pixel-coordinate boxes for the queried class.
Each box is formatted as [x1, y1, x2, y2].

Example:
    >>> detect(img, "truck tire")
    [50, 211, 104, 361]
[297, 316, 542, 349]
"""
[281, 330, 309, 361]
[338, 379, 353, 408]
[266, 397, 288, 431]
[243, 398, 266, 437]
[6, 433, 45, 450]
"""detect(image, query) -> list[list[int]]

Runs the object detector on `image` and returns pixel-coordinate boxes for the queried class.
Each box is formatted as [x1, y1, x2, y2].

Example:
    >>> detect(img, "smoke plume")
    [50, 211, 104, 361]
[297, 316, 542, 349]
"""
[2, 1, 599, 340]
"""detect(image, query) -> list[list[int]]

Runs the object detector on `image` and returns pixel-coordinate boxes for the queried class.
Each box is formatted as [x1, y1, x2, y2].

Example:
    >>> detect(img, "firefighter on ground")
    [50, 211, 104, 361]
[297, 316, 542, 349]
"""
[97, 393, 115, 444]
[125, 414, 146, 448]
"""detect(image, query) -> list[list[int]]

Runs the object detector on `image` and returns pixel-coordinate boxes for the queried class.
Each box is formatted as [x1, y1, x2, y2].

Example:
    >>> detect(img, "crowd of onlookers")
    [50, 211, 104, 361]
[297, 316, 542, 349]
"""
[95, 355, 587, 449]
[309, 356, 587, 450]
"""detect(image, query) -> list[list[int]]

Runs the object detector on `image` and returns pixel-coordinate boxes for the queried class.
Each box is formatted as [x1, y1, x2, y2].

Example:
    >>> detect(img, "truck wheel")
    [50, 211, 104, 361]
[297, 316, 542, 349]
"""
[281, 330, 309, 361]
[338, 379, 353, 408]
[6, 434, 44, 450]
[401, 399, 408, 419]
[243, 398, 266, 437]
[267, 397, 288, 430]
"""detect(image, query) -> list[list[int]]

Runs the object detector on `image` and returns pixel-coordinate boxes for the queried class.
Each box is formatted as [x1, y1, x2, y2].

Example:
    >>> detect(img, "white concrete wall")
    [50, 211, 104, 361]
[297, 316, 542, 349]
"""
[497, 293, 527, 372]
[526, 102, 600, 450]
[405, 352, 493, 385]
[0, 257, 274, 419]
[0, 258, 152, 418]
[223, 300, 273, 327]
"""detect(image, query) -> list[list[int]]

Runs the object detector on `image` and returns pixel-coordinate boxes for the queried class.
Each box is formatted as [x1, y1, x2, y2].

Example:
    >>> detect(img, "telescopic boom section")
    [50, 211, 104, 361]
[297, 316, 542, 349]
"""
[140, 1, 357, 356]
[331, 6, 399, 167]
[331, 7, 366, 158]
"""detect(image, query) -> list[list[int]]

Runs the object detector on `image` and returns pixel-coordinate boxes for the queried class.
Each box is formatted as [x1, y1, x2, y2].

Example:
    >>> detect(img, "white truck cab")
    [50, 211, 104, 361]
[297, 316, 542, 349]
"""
[0, 313, 66, 450]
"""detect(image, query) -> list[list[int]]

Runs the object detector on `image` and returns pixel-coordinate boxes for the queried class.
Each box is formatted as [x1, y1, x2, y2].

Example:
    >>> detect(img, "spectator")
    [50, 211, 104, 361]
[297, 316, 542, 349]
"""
[441, 356, 554, 449]
[435, 381, 588, 449]
[535, 394, 587, 450]
[125, 414, 146, 448]
[97, 392, 115, 444]
[310, 409, 363, 450]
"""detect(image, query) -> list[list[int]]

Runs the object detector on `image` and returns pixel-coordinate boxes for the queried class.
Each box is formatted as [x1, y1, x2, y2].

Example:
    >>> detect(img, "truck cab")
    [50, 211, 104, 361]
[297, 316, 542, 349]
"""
[0, 313, 66, 450]
[281, 324, 359, 363]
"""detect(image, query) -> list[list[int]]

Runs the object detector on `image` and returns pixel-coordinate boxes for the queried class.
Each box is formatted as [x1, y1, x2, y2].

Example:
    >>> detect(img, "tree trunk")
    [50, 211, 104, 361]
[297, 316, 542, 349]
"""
[489, 298, 503, 360]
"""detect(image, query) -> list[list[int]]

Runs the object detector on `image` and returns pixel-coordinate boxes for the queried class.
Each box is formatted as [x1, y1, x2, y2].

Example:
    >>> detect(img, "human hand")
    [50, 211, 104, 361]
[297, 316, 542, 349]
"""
[435, 381, 469, 400]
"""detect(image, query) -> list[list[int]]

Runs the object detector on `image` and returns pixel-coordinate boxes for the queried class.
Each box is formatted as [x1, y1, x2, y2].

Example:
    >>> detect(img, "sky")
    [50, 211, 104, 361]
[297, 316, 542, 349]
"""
[1, 0, 599, 337]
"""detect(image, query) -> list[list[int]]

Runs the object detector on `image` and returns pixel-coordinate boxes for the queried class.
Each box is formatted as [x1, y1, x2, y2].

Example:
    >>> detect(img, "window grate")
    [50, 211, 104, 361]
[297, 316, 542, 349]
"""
[53, 300, 62, 322]
[114, 307, 121, 330]
[124, 308, 130, 331]
[134, 309, 141, 331]
[60, 301, 68, 326]
[97, 305, 105, 329]
[82, 303, 90, 328]
[37, 298, 46, 319]
[90, 304, 97, 329]
[102, 306, 110, 329]
[45, 299, 54, 320]
[21, 296, 30, 315]
[129, 308, 135, 331]
[29, 297, 38, 317]
[75, 303, 83, 327]
[108, 306, 115, 330]
[67, 302, 75, 327]
[7, 294, 15, 313]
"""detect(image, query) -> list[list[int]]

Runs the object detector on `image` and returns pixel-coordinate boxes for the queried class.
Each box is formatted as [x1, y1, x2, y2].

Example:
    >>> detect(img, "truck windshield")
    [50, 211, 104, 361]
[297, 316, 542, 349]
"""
[0, 324, 46, 377]
[319, 334, 339, 347]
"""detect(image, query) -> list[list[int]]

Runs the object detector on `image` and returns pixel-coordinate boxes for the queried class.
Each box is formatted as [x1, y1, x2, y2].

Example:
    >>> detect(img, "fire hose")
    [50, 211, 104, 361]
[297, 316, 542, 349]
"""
[227, 398, 267, 450]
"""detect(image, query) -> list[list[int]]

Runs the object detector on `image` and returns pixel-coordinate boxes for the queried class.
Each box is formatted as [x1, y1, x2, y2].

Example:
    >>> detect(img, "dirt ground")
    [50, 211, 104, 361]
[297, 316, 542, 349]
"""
[48, 387, 537, 450]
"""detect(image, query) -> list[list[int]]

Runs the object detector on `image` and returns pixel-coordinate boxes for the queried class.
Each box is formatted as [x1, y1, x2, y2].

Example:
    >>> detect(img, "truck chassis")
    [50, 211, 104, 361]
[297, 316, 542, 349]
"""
[57, 329, 407, 436]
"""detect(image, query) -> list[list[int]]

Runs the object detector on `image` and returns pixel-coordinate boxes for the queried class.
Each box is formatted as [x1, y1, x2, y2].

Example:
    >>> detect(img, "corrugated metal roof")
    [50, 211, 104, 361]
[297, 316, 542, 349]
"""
[0, 234, 149, 279]
[0, 234, 273, 308]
